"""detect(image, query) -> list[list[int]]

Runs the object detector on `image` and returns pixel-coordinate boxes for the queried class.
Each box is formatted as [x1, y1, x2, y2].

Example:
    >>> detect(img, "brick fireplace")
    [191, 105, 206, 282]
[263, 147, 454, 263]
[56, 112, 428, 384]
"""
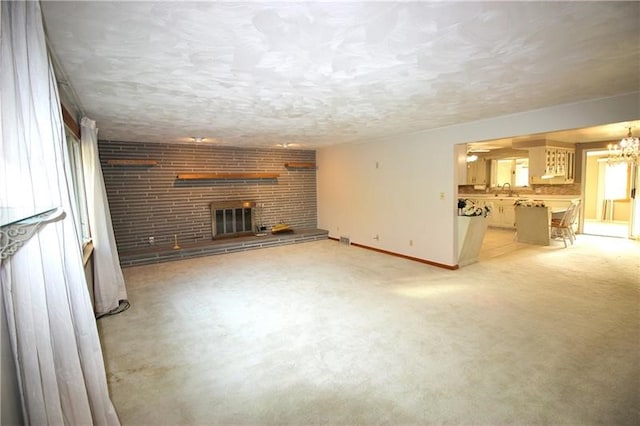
[99, 141, 318, 254]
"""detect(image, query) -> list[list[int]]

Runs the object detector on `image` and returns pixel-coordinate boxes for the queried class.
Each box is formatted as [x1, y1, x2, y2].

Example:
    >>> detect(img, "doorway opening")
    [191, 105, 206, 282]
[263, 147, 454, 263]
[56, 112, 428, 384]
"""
[582, 150, 637, 238]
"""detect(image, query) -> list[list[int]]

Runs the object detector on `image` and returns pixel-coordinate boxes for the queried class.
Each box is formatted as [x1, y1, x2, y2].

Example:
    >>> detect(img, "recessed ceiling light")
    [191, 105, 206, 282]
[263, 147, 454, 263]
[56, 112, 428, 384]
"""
[277, 143, 300, 148]
[192, 137, 204, 143]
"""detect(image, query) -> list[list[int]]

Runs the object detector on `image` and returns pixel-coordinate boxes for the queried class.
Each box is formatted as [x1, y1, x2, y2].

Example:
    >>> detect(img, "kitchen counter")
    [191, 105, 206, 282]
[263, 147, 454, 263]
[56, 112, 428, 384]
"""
[515, 206, 552, 245]
[458, 195, 579, 230]
[459, 194, 578, 201]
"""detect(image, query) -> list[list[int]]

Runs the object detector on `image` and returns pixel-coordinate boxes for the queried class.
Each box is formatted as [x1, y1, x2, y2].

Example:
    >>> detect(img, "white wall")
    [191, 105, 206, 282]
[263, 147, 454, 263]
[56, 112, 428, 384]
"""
[318, 137, 457, 265]
[317, 92, 640, 267]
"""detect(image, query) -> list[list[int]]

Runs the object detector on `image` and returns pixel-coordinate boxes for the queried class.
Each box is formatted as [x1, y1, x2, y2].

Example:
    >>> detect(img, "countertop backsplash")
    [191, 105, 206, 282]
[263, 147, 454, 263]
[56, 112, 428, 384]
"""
[458, 183, 581, 197]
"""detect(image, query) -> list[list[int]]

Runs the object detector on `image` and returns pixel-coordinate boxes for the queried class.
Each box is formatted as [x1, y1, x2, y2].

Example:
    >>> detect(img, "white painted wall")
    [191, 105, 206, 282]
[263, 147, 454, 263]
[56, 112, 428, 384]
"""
[318, 137, 457, 265]
[317, 92, 640, 267]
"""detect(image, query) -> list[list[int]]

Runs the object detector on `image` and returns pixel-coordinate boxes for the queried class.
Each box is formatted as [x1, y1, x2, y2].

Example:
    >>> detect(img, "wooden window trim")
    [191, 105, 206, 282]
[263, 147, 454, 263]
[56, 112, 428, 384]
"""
[62, 103, 80, 139]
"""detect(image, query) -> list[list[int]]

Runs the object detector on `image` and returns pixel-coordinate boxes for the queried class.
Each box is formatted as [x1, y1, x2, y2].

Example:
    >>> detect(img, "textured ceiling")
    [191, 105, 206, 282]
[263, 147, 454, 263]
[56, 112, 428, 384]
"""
[41, 1, 640, 149]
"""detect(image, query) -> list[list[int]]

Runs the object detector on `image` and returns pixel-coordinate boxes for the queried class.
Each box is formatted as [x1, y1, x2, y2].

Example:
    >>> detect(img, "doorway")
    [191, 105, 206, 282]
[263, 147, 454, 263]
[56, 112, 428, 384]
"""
[583, 150, 638, 238]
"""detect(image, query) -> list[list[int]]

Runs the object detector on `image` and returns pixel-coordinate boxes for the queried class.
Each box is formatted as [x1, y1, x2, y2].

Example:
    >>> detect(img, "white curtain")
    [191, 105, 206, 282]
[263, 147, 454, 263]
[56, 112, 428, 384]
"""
[0, 2, 120, 424]
[80, 117, 129, 316]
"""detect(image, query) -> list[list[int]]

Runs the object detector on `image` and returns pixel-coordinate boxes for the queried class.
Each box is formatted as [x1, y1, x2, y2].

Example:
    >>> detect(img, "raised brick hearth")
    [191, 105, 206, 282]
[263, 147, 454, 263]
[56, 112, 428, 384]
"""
[119, 228, 328, 267]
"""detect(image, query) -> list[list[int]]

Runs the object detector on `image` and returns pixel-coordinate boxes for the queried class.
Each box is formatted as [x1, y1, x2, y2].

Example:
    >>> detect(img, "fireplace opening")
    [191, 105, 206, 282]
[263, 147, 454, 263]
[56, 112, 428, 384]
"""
[210, 201, 256, 239]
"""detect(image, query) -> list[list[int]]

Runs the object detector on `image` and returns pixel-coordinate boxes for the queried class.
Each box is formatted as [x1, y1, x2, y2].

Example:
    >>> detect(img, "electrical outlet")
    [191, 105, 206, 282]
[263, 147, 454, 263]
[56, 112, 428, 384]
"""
[409, 239, 413, 246]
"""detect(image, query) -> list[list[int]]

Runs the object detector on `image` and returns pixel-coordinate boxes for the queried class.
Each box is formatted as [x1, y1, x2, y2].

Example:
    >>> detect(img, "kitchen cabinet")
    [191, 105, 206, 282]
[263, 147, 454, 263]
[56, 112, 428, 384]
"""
[565, 150, 575, 182]
[483, 198, 516, 229]
[528, 147, 575, 184]
[466, 158, 488, 185]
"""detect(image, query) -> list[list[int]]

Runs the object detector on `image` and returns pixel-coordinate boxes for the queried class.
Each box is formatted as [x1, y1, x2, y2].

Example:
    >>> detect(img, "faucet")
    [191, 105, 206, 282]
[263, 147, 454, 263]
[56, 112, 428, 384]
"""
[501, 182, 513, 197]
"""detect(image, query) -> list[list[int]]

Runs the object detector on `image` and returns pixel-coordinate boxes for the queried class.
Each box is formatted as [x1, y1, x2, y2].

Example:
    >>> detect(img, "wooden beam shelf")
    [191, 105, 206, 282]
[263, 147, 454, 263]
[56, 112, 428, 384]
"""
[284, 162, 316, 169]
[176, 173, 279, 180]
[107, 159, 158, 166]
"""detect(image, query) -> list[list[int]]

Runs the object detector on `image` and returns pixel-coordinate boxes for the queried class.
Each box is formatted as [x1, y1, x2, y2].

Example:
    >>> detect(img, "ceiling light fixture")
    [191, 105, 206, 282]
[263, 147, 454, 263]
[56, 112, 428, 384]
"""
[192, 137, 204, 143]
[607, 127, 639, 164]
[277, 143, 300, 149]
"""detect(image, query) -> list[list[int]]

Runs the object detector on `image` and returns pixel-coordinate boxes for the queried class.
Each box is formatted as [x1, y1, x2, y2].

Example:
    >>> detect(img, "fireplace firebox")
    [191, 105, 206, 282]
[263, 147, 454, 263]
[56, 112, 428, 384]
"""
[210, 201, 256, 239]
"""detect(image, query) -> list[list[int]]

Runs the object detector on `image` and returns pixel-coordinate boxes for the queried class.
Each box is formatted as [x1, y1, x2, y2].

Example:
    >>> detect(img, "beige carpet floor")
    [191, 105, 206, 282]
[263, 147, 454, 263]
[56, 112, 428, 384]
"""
[98, 232, 640, 425]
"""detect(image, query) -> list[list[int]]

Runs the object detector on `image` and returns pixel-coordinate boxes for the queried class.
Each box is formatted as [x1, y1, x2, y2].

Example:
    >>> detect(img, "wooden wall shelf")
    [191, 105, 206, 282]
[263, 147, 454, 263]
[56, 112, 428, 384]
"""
[107, 159, 158, 166]
[176, 173, 279, 180]
[284, 162, 316, 169]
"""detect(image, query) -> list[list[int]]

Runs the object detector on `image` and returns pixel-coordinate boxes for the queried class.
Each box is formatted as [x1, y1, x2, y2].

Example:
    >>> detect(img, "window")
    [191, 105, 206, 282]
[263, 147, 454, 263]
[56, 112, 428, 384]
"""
[604, 162, 629, 200]
[495, 159, 513, 187]
[65, 126, 91, 244]
[492, 158, 529, 187]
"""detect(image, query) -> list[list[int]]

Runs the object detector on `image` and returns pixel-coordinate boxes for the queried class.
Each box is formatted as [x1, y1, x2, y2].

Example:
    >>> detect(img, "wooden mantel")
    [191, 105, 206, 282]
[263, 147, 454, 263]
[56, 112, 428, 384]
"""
[284, 162, 316, 169]
[176, 172, 279, 180]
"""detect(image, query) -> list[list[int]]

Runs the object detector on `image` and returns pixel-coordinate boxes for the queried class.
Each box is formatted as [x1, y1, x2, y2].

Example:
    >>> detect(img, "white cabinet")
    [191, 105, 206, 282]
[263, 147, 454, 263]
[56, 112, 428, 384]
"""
[466, 158, 488, 185]
[485, 198, 516, 229]
[527, 147, 546, 183]
[565, 150, 575, 182]
[529, 147, 575, 184]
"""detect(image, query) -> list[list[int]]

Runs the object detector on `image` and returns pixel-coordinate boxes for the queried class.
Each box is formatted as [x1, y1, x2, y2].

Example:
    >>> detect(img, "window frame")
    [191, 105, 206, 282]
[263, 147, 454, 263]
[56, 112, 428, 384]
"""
[64, 124, 92, 246]
[491, 158, 529, 188]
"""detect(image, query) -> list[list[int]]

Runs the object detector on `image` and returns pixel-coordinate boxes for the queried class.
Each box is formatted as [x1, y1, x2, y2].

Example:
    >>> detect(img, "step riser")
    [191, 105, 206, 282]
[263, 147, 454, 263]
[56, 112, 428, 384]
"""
[120, 232, 328, 267]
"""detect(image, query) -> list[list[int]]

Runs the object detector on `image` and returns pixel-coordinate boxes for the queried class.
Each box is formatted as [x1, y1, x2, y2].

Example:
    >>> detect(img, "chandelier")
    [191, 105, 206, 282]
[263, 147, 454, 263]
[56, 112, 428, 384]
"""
[608, 127, 639, 164]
